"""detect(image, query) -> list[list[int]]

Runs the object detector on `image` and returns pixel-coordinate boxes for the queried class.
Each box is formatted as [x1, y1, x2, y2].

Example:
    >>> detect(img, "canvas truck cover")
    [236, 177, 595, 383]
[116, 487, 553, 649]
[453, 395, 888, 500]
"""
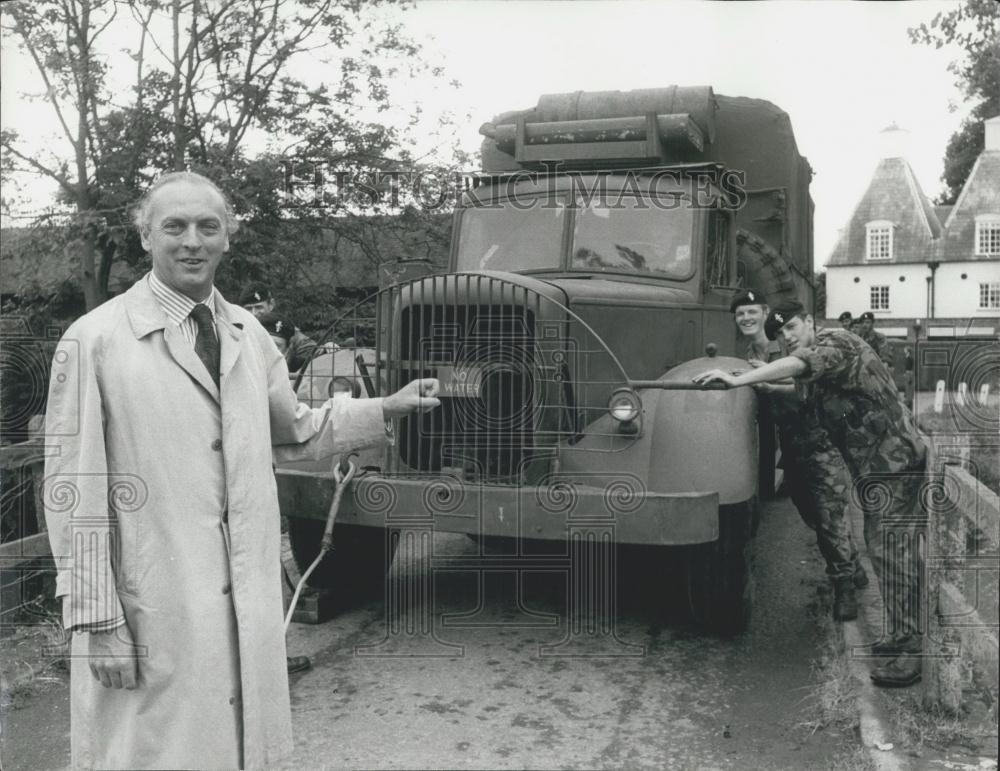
[478, 87, 815, 277]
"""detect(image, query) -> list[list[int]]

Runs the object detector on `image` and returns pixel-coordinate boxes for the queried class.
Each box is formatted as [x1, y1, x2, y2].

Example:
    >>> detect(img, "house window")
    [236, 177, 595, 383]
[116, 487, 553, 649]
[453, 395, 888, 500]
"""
[980, 282, 1000, 310]
[975, 217, 1000, 256]
[870, 285, 890, 311]
[865, 221, 893, 260]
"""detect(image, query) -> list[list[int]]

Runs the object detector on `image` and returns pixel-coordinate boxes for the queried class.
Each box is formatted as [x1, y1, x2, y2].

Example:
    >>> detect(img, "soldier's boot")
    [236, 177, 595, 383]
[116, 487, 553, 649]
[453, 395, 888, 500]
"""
[870, 655, 921, 688]
[852, 563, 869, 589]
[833, 578, 858, 621]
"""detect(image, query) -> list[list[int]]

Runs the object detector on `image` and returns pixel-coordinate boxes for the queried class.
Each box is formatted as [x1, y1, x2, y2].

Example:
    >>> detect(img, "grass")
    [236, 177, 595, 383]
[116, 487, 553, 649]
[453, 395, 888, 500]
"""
[882, 689, 998, 758]
[0, 595, 69, 709]
[800, 646, 876, 771]
[3, 670, 65, 708]
[794, 579, 877, 771]
[798, 637, 859, 737]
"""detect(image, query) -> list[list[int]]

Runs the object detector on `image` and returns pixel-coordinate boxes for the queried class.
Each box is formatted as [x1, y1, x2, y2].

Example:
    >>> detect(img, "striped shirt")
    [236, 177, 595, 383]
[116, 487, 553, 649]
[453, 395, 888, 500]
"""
[148, 271, 218, 345]
[76, 615, 127, 633]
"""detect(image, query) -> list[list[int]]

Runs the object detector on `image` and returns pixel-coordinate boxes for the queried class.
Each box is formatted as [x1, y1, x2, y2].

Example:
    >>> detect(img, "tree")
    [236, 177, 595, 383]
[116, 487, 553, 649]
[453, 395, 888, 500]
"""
[1, 0, 459, 309]
[910, 0, 1000, 204]
[812, 271, 826, 318]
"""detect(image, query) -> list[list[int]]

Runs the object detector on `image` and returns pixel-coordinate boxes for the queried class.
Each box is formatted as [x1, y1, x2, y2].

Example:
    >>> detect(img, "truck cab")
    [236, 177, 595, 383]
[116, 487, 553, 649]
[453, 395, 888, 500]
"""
[278, 87, 816, 635]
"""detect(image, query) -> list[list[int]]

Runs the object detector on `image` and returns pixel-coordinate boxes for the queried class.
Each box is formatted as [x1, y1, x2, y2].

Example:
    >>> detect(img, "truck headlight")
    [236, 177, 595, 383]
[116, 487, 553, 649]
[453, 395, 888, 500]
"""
[608, 388, 641, 423]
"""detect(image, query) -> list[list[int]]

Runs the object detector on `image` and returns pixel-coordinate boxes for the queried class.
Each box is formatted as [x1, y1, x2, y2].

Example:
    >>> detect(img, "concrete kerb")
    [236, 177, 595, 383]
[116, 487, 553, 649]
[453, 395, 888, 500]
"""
[840, 503, 915, 771]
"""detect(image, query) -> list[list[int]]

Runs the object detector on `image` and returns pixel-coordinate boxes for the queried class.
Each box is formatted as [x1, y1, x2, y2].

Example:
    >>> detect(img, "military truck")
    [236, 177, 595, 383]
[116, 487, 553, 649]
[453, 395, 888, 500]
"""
[278, 86, 815, 634]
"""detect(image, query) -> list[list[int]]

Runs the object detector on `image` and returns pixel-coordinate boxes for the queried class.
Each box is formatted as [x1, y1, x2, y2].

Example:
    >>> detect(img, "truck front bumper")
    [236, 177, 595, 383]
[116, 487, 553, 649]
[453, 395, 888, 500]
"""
[275, 470, 719, 546]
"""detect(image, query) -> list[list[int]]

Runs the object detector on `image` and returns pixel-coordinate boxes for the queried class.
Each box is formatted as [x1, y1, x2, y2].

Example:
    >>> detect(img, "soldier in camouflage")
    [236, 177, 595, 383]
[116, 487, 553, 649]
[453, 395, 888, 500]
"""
[857, 311, 891, 364]
[239, 284, 320, 373]
[695, 300, 927, 688]
[729, 290, 865, 621]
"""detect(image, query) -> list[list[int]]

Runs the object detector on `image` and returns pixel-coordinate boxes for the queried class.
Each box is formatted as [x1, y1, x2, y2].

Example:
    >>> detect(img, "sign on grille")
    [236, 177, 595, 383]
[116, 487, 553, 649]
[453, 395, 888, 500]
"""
[435, 365, 485, 398]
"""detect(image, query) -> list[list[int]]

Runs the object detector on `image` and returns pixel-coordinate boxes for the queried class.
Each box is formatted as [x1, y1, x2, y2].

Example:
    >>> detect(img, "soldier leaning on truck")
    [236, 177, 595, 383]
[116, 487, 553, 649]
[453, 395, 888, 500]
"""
[695, 301, 926, 688]
[729, 290, 865, 621]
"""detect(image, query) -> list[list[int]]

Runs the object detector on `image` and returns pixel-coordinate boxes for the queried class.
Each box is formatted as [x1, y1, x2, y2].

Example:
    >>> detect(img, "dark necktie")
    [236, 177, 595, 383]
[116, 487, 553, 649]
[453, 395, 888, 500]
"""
[190, 303, 220, 388]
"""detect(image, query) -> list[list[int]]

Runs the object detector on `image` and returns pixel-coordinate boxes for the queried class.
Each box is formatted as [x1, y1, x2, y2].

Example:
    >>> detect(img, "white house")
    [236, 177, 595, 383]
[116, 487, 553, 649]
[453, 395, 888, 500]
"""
[825, 117, 1000, 338]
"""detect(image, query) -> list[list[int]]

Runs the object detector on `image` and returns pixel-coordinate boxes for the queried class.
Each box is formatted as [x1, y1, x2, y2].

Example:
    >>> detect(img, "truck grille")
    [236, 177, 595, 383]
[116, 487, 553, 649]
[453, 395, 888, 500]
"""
[395, 302, 538, 482]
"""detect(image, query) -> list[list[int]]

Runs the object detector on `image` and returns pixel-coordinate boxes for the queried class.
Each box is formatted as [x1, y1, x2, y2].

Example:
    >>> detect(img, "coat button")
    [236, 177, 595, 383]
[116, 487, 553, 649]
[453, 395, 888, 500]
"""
[211, 439, 223, 451]
[222, 510, 229, 524]
[229, 696, 236, 705]
[222, 583, 232, 595]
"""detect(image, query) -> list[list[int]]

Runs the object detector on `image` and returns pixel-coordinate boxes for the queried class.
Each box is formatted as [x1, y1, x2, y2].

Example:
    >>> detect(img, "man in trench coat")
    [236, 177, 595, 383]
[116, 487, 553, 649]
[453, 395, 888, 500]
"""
[43, 171, 439, 770]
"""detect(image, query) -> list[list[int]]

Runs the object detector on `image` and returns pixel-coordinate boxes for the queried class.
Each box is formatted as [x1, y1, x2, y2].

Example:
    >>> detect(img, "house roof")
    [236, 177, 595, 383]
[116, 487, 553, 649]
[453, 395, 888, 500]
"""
[827, 157, 941, 267]
[938, 150, 1000, 263]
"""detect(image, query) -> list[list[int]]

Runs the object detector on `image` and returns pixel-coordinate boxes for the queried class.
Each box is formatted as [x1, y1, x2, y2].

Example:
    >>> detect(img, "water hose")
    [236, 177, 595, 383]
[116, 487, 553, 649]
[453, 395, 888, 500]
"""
[283, 456, 357, 633]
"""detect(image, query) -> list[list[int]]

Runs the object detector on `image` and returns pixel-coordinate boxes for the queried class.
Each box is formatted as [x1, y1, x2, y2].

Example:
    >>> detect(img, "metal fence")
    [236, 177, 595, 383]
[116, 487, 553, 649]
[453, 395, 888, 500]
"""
[0, 415, 53, 633]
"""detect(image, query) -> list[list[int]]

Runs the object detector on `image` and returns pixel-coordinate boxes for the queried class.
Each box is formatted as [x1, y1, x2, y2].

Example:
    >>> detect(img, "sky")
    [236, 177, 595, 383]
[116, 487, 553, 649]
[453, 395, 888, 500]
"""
[0, 0, 973, 268]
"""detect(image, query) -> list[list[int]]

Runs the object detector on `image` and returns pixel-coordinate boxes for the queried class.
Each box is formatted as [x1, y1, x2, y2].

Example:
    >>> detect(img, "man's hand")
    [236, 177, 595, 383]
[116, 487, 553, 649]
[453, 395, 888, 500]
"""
[695, 356, 807, 389]
[382, 378, 441, 419]
[87, 623, 138, 690]
[692, 369, 738, 388]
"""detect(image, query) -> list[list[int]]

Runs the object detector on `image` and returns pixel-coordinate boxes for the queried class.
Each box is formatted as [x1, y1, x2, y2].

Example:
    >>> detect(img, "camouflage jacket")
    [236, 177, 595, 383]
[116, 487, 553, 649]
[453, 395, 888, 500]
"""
[791, 328, 925, 476]
[287, 328, 319, 373]
[860, 328, 891, 363]
[746, 340, 828, 457]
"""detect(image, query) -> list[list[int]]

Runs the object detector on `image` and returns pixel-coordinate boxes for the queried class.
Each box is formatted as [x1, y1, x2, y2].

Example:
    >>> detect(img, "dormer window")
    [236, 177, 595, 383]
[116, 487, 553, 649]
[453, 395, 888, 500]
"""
[975, 215, 1000, 256]
[865, 221, 893, 260]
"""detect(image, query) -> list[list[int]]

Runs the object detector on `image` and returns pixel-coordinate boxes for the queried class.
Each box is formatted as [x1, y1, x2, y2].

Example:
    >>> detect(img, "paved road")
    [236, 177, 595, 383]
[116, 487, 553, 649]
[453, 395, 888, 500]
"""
[1, 496, 857, 770]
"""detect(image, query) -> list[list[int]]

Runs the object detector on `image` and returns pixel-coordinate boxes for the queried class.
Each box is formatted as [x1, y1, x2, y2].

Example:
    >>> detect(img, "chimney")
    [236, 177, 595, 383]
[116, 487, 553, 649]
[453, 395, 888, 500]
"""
[986, 115, 1000, 151]
[878, 122, 910, 159]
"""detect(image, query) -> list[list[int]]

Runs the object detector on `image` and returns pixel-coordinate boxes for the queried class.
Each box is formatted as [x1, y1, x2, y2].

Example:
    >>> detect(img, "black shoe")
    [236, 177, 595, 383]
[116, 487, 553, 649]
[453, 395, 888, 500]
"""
[286, 655, 311, 674]
[868, 639, 901, 656]
[852, 564, 869, 589]
[833, 578, 858, 621]
[870, 655, 921, 688]
[863, 636, 919, 657]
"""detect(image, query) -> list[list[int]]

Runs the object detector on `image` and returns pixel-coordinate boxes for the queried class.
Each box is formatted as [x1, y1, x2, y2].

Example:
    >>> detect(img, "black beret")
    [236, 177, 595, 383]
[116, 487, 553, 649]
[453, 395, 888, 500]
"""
[729, 288, 767, 314]
[837, 311, 852, 322]
[239, 284, 272, 306]
[859, 311, 875, 322]
[258, 312, 294, 342]
[764, 300, 806, 341]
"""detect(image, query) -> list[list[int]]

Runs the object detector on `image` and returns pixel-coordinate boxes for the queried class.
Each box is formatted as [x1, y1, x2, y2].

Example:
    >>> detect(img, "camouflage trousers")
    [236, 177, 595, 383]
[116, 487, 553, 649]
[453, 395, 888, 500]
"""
[783, 446, 859, 580]
[856, 462, 927, 649]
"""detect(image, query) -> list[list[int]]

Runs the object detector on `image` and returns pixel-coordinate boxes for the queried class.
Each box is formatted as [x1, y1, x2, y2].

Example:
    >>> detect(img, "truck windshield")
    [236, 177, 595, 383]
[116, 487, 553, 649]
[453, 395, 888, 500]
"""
[571, 196, 693, 278]
[456, 199, 566, 272]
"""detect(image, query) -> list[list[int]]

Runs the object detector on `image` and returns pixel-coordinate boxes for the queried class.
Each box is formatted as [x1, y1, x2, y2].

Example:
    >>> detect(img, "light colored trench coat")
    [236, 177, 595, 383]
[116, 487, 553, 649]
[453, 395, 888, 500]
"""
[44, 275, 387, 770]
